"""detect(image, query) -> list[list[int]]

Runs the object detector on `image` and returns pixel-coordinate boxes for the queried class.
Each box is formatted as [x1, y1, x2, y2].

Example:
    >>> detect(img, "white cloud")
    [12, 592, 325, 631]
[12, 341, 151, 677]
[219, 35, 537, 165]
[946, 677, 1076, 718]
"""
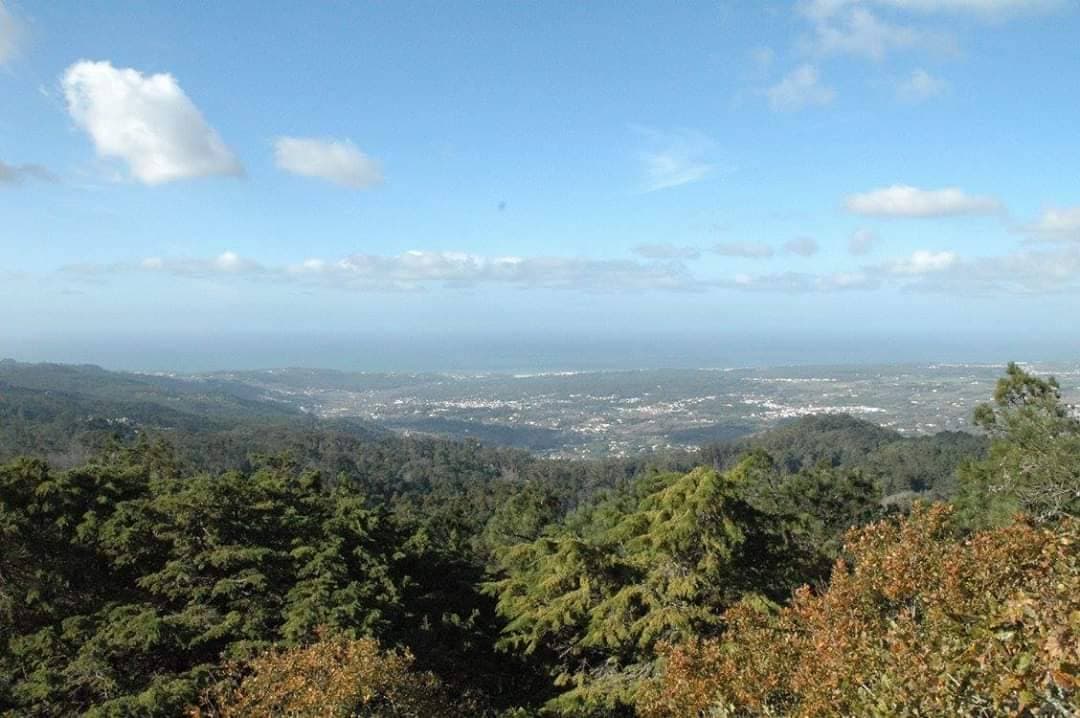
[273, 137, 383, 189]
[848, 228, 879, 255]
[784, 236, 820, 256]
[61, 60, 243, 185]
[635, 127, 716, 192]
[897, 68, 947, 102]
[1020, 207, 1080, 241]
[894, 246, 1080, 294]
[735, 245, 1080, 294]
[845, 185, 1003, 217]
[721, 270, 879, 292]
[66, 250, 698, 293]
[882, 249, 958, 274]
[632, 243, 701, 260]
[286, 251, 696, 292]
[136, 251, 265, 276]
[58, 243, 1080, 297]
[0, 1, 22, 66]
[766, 64, 836, 111]
[0, 160, 56, 185]
[711, 241, 775, 258]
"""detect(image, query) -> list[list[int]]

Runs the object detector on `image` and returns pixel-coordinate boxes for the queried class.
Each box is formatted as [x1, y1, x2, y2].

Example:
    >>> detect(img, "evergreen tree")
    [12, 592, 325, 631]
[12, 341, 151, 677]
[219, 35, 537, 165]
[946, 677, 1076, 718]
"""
[957, 362, 1080, 525]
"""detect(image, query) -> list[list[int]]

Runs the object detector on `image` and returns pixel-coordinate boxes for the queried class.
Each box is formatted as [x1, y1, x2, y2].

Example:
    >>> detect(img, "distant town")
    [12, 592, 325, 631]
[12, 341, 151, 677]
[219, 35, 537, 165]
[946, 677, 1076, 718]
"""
[165, 362, 1080, 458]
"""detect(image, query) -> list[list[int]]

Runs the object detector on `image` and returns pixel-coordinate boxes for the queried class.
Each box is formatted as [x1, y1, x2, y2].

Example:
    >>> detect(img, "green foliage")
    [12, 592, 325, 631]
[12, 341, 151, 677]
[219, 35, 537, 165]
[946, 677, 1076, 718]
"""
[1, 359, 1074, 716]
[0, 446, 402, 716]
[957, 362, 1080, 525]
[486, 464, 822, 714]
[701, 413, 987, 500]
[481, 482, 563, 554]
[701, 413, 899, 474]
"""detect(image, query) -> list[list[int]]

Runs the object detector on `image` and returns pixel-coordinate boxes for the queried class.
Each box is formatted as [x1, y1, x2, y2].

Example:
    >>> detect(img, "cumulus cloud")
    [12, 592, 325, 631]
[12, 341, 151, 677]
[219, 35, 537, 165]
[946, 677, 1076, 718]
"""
[0, 1, 22, 65]
[635, 127, 716, 192]
[632, 243, 701, 260]
[766, 64, 836, 111]
[1020, 207, 1080, 242]
[64, 250, 699, 293]
[784, 236, 820, 256]
[711, 241, 775, 258]
[0, 160, 56, 186]
[848, 228, 879, 255]
[61, 60, 243, 185]
[845, 185, 1003, 217]
[897, 68, 947, 102]
[274, 137, 383, 189]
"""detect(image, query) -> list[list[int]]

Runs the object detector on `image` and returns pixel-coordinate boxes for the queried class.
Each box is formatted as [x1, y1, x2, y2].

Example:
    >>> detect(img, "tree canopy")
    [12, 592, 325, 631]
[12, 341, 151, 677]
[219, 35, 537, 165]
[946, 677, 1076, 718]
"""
[1, 362, 1076, 716]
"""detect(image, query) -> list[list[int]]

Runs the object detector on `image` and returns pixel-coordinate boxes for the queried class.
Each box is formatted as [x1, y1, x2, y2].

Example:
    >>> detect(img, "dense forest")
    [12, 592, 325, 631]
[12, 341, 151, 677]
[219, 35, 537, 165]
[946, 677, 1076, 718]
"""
[0, 362, 1076, 716]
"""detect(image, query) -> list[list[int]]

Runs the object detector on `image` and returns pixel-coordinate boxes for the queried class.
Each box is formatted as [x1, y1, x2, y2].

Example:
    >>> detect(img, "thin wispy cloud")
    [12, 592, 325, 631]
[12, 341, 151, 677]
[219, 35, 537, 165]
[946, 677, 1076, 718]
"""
[711, 241, 775, 258]
[765, 64, 836, 111]
[784, 236, 820, 256]
[894, 246, 1080, 294]
[64, 250, 700, 293]
[750, 46, 775, 73]
[57, 242, 1080, 297]
[0, 160, 57, 186]
[794, 0, 1060, 66]
[632, 243, 701, 260]
[1019, 207, 1080, 242]
[799, 0, 959, 61]
[799, 3, 940, 61]
[274, 137, 383, 189]
[845, 185, 1003, 217]
[0, 1, 22, 66]
[897, 68, 947, 102]
[848, 228, 879, 255]
[881, 249, 958, 274]
[635, 127, 717, 192]
[722, 245, 1080, 295]
[62, 60, 243, 185]
[876, 0, 1066, 18]
[723, 270, 879, 292]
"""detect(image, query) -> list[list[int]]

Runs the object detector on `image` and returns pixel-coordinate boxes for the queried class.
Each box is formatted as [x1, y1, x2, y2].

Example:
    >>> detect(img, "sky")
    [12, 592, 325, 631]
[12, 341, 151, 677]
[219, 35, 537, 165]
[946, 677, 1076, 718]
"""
[2, 1, 1080, 368]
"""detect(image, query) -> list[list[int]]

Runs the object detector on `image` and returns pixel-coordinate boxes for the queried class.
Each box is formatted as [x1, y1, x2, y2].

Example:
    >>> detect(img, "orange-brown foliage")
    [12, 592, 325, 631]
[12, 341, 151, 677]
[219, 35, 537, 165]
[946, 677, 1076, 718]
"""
[640, 504, 1079, 717]
[192, 634, 467, 717]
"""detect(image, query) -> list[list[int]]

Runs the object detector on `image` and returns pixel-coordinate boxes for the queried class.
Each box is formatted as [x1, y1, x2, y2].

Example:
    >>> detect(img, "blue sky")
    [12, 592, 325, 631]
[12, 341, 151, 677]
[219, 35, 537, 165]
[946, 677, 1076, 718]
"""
[2, 0, 1080, 358]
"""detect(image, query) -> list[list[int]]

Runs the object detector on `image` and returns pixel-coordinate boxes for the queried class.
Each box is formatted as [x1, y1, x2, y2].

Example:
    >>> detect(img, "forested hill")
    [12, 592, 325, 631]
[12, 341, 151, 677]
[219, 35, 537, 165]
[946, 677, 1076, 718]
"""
[0, 359, 387, 468]
[1, 360, 987, 507]
[0, 359, 306, 420]
[701, 413, 988, 499]
[0, 362, 1076, 716]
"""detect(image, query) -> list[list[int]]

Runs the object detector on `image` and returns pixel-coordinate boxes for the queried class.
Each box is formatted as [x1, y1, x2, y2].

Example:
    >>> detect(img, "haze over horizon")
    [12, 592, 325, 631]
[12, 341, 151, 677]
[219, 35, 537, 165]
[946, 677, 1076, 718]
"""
[5, 329, 1080, 374]
[3, 1, 1080, 360]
